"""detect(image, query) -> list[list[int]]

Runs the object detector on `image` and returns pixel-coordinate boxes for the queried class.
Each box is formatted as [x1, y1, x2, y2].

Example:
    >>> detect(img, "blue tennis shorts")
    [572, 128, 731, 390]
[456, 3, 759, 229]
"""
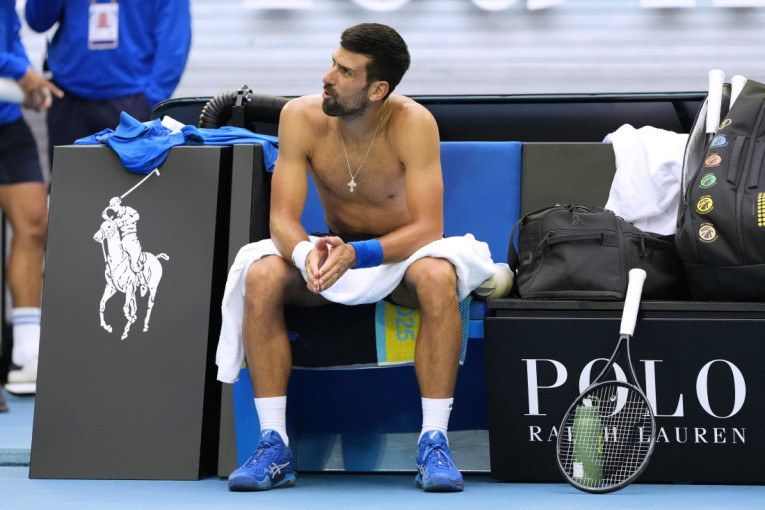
[0, 118, 44, 185]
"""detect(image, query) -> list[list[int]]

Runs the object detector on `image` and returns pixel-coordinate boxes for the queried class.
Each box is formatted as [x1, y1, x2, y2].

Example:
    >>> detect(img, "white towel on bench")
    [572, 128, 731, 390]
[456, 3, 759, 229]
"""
[216, 234, 496, 383]
[604, 124, 689, 236]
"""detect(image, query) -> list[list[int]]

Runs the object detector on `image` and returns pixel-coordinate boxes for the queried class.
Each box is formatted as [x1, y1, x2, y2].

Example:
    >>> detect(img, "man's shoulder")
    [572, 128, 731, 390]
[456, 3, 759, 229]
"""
[389, 95, 435, 123]
[390, 94, 426, 111]
[283, 94, 322, 115]
[280, 94, 327, 127]
[388, 95, 438, 140]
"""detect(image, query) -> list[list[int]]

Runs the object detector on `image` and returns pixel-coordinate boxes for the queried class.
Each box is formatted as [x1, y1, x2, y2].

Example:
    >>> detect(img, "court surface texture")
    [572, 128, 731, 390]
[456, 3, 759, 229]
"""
[2, 389, 763, 510]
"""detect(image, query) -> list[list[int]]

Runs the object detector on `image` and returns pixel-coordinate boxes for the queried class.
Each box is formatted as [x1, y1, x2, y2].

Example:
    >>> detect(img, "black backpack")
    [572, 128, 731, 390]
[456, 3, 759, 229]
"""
[676, 78, 765, 300]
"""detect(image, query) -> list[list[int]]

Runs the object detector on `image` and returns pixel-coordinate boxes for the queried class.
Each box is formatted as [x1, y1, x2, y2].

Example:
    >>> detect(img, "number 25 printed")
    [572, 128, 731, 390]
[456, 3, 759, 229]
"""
[394, 306, 417, 341]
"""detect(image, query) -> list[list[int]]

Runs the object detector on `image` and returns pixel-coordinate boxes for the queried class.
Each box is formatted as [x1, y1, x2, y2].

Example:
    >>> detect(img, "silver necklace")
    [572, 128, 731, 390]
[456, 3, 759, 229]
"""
[338, 101, 387, 192]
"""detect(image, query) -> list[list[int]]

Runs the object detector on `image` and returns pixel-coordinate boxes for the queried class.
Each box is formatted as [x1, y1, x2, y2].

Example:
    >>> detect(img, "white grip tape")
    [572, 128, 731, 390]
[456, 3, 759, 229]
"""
[0, 77, 24, 104]
[730, 75, 747, 107]
[620, 268, 647, 337]
[706, 69, 725, 135]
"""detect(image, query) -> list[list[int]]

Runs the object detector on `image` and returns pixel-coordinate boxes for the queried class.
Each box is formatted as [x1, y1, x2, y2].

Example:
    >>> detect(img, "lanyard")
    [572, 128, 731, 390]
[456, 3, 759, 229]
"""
[88, 0, 119, 50]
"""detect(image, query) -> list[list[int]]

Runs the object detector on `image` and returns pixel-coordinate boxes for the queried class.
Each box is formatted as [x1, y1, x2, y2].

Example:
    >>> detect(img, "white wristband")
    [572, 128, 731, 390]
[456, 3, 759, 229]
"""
[291, 240, 313, 273]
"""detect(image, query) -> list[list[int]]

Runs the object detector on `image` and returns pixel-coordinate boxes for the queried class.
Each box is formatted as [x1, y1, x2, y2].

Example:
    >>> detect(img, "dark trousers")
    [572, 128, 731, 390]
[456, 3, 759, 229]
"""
[0, 118, 44, 184]
[46, 89, 150, 170]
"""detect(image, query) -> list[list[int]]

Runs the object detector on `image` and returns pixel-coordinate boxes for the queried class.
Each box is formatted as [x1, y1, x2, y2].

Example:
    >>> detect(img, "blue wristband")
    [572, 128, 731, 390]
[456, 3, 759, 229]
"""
[349, 239, 384, 268]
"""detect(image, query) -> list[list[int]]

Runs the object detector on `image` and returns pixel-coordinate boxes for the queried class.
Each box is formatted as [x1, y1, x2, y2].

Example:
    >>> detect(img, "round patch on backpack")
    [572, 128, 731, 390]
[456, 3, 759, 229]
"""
[699, 173, 717, 189]
[696, 195, 714, 214]
[705, 154, 722, 167]
[698, 223, 718, 243]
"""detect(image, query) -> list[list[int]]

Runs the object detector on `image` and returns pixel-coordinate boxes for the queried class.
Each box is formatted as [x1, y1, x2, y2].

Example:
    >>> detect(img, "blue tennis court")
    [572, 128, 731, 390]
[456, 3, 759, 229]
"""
[2, 389, 762, 510]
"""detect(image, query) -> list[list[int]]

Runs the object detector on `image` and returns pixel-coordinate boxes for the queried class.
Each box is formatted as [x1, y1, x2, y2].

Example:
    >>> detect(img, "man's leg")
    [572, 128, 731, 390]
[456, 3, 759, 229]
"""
[228, 254, 326, 491]
[0, 182, 48, 394]
[393, 257, 465, 492]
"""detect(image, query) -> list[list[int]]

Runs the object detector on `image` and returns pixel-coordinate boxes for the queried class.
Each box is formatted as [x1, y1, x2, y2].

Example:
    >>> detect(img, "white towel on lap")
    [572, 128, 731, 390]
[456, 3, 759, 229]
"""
[215, 234, 496, 383]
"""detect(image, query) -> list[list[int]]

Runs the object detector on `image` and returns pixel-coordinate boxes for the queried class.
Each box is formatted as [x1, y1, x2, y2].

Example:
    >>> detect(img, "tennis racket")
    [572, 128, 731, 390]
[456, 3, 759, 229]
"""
[0, 77, 24, 104]
[705, 69, 725, 148]
[730, 75, 747, 107]
[555, 268, 656, 494]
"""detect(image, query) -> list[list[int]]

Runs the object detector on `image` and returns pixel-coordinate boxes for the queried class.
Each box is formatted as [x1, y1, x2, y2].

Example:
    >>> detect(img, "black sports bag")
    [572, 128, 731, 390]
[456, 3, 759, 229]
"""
[676, 78, 765, 300]
[508, 204, 688, 300]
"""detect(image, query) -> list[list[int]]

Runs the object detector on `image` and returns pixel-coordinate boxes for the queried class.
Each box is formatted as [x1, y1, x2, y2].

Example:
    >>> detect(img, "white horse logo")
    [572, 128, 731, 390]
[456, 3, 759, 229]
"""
[92, 170, 168, 340]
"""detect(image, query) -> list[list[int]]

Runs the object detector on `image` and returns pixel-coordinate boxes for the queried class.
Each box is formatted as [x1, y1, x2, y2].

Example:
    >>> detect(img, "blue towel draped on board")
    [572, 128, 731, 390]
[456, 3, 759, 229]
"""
[75, 112, 279, 174]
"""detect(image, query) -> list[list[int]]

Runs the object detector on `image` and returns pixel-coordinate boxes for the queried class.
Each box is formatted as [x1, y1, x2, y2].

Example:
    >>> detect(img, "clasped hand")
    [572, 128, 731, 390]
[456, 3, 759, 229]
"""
[305, 236, 356, 293]
[18, 67, 63, 112]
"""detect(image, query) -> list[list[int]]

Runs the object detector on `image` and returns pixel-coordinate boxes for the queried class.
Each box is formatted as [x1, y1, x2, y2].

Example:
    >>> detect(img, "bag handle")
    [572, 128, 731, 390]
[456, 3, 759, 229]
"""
[727, 135, 747, 185]
[748, 141, 765, 189]
[507, 215, 524, 271]
[541, 231, 611, 249]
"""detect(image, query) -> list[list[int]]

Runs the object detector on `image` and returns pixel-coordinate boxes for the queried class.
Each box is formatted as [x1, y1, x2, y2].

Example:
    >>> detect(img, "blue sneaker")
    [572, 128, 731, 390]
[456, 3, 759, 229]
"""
[228, 430, 296, 491]
[415, 430, 464, 492]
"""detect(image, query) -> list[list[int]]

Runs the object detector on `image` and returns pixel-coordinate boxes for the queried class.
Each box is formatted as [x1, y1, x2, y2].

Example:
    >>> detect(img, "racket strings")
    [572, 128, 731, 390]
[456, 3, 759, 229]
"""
[558, 383, 655, 490]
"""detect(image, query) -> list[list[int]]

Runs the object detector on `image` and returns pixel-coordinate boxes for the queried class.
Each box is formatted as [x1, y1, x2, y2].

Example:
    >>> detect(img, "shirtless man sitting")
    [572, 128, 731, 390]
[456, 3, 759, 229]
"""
[227, 23, 464, 493]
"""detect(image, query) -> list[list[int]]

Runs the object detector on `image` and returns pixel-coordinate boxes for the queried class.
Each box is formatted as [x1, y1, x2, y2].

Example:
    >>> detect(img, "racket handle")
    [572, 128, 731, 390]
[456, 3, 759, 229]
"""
[706, 69, 725, 137]
[620, 268, 647, 337]
[730, 75, 747, 107]
[0, 77, 24, 104]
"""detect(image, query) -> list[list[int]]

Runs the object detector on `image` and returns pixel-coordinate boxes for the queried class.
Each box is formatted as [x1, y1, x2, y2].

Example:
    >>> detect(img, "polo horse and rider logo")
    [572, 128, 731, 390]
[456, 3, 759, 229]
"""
[92, 169, 169, 340]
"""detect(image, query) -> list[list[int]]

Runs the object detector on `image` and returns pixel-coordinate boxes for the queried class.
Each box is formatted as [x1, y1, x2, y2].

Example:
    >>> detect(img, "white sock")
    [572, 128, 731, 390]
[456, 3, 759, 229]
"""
[420, 397, 454, 442]
[11, 307, 41, 367]
[254, 396, 289, 446]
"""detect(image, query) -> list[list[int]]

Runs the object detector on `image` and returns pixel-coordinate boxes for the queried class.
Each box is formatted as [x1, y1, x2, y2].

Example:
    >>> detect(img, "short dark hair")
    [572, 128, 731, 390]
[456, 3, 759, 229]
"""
[340, 23, 410, 98]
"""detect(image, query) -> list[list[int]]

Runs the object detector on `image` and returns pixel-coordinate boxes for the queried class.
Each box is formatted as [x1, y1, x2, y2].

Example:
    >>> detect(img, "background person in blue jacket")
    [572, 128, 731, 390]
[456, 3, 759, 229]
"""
[1, 2, 62, 395]
[25, 0, 192, 169]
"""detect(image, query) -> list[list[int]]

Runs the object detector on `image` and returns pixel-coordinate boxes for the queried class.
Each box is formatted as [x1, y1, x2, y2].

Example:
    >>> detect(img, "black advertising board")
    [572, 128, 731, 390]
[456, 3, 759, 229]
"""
[484, 304, 765, 484]
[30, 145, 232, 480]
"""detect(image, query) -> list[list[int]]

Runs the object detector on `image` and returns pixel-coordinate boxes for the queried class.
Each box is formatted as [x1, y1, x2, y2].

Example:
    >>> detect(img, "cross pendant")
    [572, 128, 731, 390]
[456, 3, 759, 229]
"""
[348, 178, 357, 192]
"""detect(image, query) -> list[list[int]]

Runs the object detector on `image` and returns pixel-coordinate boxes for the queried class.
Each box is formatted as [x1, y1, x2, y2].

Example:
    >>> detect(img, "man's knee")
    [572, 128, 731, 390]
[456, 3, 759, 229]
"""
[407, 258, 458, 308]
[27, 219, 48, 248]
[11, 217, 47, 251]
[246, 255, 309, 302]
[411, 257, 457, 289]
[246, 254, 329, 309]
[246, 255, 292, 293]
[5, 199, 48, 247]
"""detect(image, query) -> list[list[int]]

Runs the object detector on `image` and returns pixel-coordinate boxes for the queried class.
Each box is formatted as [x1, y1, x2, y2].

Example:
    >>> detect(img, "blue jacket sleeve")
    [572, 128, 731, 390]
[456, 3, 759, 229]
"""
[24, 0, 65, 33]
[1, 11, 30, 80]
[145, 0, 192, 107]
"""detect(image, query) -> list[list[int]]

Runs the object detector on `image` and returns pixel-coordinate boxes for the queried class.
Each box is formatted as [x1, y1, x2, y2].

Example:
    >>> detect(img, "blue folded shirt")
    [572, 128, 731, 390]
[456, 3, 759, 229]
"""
[76, 112, 279, 174]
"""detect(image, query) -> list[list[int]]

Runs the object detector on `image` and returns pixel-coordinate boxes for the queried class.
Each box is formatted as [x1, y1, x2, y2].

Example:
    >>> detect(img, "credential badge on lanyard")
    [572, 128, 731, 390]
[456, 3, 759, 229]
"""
[89, 0, 119, 50]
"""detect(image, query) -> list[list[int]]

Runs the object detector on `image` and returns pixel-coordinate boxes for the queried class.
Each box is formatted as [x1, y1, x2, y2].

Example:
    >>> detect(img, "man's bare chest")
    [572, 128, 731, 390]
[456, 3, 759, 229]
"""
[308, 139, 404, 200]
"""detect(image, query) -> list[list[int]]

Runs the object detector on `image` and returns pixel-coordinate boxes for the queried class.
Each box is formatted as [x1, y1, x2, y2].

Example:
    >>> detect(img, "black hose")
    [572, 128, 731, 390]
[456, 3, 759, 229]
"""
[198, 85, 289, 129]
